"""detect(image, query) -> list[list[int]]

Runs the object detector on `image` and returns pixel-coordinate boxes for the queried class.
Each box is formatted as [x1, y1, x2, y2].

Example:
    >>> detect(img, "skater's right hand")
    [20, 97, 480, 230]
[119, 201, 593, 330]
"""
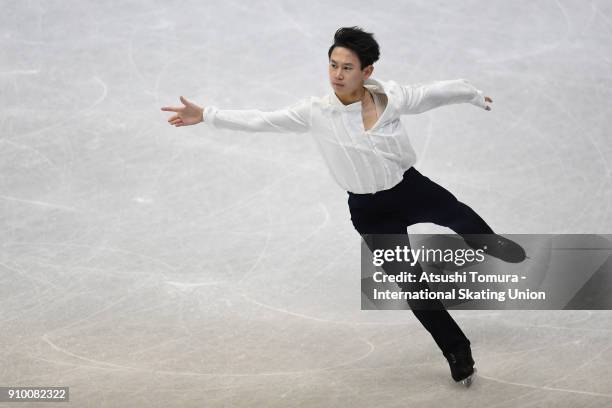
[161, 96, 204, 127]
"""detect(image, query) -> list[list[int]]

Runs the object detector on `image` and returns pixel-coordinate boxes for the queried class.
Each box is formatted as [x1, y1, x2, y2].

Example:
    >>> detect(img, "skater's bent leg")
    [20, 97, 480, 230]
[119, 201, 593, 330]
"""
[402, 169, 494, 235]
[438, 200, 494, 236]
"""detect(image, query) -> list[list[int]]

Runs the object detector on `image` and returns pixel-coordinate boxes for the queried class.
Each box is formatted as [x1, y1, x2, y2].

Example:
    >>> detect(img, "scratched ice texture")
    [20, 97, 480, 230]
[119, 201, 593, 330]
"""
[1, 0, 612, 407]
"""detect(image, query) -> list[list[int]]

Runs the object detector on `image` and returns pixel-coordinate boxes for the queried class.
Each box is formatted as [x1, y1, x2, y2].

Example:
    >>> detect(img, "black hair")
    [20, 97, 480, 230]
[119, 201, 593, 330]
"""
[327, 26, 380, 70]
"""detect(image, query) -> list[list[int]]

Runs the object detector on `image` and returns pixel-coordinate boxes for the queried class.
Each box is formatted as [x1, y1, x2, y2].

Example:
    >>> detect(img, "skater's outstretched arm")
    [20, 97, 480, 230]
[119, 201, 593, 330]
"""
[161, 96, 312, 134]
[398, 79, 493, 115]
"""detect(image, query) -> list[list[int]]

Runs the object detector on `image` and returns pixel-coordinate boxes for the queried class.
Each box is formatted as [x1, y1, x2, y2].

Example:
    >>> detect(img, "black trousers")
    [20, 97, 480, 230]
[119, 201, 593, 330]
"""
[347, 166, 494, 354]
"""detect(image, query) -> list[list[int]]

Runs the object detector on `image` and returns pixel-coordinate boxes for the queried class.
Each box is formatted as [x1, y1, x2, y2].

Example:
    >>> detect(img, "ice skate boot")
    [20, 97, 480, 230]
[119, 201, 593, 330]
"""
[465, 234, 526, 263]
[444, 347, 476, 387]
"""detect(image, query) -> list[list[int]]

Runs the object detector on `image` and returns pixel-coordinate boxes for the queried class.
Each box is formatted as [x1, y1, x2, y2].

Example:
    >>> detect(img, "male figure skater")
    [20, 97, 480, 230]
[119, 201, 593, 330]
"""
[162, 26, 501, 386]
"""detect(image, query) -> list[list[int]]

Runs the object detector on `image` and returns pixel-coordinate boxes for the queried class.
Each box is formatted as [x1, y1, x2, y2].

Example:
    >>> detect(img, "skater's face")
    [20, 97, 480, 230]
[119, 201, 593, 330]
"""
[328, 46, 373, 102]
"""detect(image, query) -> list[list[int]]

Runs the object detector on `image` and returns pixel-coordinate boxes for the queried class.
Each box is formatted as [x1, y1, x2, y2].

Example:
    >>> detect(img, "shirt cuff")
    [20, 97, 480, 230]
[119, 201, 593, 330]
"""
[468, 88, 486, 109]
[203, 106, 218, 126]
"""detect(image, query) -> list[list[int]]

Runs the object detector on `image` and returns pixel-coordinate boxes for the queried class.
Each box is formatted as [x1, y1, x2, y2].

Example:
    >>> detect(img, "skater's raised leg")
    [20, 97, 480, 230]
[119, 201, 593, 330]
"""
[401, 168, 525, 263]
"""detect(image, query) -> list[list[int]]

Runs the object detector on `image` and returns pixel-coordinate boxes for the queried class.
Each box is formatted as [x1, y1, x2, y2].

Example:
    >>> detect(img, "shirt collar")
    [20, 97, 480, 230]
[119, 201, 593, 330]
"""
[329, 78, 385, 111]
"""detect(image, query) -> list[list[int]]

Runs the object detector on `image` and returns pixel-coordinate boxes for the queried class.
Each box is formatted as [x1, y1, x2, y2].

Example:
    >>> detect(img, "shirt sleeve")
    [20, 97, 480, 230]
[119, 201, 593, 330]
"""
[398, 78, 487, 115]
[202, 97, 312, 134]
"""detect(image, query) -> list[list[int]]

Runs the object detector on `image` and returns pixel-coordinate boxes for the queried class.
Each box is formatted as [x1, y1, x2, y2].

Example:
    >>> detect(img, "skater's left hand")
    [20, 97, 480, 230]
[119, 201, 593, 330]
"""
[484, 96, 493, 111]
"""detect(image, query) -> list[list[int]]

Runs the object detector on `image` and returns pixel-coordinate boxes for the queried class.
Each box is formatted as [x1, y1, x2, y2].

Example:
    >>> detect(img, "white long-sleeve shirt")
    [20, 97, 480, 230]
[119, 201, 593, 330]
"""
[202, 77, 487, 194]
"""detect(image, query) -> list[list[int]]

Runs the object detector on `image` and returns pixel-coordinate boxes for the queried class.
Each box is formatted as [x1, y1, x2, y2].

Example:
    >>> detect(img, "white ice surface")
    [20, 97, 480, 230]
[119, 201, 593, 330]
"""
[1, 0, 612, 407]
